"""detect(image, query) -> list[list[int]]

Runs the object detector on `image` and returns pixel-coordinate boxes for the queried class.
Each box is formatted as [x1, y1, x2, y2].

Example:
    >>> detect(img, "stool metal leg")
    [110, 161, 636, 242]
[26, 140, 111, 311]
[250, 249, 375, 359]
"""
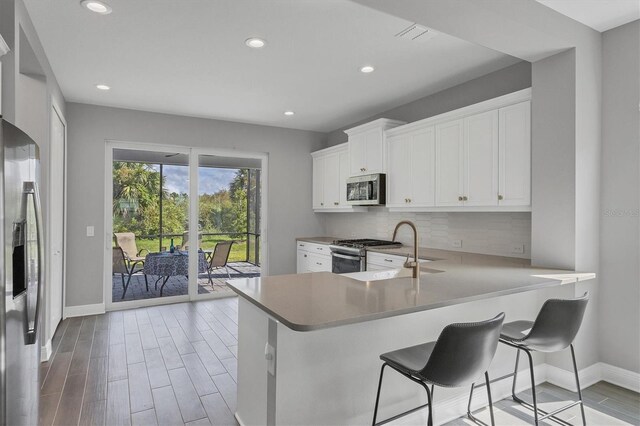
[570, 344, 587, 426]
[485, 371, 496, 426]
[511, 348, 521, 400]
[372, 363, 388, 425]
[524, 348, 539, 425]
[372, 363, 433, 426]
[467, 372, 496, 426]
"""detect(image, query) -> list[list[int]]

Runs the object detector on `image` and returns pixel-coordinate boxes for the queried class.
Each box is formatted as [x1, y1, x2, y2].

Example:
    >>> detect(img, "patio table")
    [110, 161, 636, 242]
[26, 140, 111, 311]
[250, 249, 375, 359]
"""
[144, 251, 208, 296]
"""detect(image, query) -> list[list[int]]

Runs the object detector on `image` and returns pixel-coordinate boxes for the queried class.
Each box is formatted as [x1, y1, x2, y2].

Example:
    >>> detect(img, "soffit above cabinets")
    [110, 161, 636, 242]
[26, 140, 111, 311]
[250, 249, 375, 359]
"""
[536, 0, 640, 32]
[23, 0, 520, 132]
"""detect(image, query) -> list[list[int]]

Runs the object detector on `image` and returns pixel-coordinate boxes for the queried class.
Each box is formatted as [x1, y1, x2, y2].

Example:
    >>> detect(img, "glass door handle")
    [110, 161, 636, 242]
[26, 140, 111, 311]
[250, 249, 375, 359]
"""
[23, 182, 43, 345]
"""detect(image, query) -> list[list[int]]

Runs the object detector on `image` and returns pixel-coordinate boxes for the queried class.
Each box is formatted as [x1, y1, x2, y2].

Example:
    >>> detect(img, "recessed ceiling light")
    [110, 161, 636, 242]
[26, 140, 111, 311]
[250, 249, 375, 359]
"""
[80, 0, 112, 14]
[360, 65, 375, 73]
[284, 111, 295, 116]
[96, 84, 110, 91]
[245, 37, 266, 49]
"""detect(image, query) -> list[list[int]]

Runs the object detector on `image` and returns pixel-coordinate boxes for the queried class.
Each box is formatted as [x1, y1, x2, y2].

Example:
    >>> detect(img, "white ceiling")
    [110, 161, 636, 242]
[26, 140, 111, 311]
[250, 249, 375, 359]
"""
[24, 0, 520, 132]
[536, 0, 640, 32]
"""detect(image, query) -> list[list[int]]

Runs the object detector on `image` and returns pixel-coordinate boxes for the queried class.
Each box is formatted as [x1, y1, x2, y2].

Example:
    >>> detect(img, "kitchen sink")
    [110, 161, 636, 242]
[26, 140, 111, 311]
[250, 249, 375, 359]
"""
[342, 267, 437, 282]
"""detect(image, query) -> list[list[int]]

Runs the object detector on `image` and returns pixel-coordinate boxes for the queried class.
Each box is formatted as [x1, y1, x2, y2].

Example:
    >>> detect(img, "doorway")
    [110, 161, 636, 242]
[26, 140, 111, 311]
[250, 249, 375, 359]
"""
[105, 142, 267, 310]
[48, 102, 66, 345]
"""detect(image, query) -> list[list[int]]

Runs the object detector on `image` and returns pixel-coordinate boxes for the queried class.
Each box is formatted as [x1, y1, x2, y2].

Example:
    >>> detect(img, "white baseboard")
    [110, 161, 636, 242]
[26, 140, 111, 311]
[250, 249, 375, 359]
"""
[545, 361, 602, 392]
[601, 363, 640, 393]
[234, 413, 246, 426]
[40, 339, 53, 362]
[64, 302, 106, 318]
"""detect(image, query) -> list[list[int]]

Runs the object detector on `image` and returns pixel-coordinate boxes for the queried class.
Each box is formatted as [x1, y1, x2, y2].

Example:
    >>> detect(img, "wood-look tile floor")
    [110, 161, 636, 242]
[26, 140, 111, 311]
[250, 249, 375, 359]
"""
[40, 296, 640, 426]
[40, 297, 240, 426]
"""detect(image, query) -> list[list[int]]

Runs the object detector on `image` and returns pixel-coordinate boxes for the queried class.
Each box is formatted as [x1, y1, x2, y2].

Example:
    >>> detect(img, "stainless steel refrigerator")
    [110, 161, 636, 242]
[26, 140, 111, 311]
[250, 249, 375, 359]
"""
[0, 118, 43, 425]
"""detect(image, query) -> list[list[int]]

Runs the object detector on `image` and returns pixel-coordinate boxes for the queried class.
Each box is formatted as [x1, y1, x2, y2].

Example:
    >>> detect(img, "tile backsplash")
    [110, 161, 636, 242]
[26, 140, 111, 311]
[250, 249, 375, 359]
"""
[322, 210, 532, 259]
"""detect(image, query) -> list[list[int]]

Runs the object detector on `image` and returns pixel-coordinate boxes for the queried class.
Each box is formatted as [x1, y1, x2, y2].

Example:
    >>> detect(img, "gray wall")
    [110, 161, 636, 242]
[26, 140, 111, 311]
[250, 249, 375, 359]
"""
[599, 20, 640, 374]
[65, 103, 325, 307]
[530, 50, 576, 269]
[325, 61, 531, 146]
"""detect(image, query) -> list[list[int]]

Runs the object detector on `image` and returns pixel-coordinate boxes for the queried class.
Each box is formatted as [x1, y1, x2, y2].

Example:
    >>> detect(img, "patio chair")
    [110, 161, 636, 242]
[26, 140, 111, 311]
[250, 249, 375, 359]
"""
[207, 241, 234, 285]
[113, 246, 148, 299]
[114, 232, 149, 263]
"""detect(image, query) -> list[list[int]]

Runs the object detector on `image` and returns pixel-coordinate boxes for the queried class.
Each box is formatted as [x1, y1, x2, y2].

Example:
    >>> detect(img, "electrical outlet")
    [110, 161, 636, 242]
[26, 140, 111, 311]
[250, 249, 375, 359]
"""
[86, 226, 95, 237]
[451, 239, 462, 248]
[512, 244, 525, 254]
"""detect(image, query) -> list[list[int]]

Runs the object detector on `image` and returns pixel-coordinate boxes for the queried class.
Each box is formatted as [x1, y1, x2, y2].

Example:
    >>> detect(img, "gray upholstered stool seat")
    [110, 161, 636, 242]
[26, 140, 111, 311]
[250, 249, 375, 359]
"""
[372, 313, 505, 426]
[380, 342, 436, 377]
[500, 320, 534, 342]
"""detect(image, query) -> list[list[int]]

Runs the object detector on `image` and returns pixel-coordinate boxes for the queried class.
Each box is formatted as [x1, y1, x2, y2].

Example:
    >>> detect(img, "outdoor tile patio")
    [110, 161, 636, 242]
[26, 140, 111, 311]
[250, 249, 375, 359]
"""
[112, 261, 260, 302]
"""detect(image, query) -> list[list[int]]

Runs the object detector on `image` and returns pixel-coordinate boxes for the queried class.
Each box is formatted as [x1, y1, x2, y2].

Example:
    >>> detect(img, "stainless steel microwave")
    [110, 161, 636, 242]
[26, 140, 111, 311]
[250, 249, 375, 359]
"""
[346, 173, 386, 205]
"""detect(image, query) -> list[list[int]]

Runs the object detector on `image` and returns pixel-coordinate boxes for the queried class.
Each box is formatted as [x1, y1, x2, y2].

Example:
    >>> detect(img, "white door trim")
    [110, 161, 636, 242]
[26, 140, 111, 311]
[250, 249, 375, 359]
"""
[104, 140, 268, 310]
[48, 100, 67, 340]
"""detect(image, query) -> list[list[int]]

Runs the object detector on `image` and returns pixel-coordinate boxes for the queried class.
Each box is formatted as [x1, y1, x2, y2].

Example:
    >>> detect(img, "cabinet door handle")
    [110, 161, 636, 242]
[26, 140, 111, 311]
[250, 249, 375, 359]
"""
[458, 196, 463, 201]
[334, 202, 339, 205]
[498, 194, 504, 201]
[384, 259, 393, 263]
[463, 196, 468, 201]
[408, 198, 411, 203]
[316, 262, 322, 265]
[320, 202, 324, 206]
[304, 254, 307, 257]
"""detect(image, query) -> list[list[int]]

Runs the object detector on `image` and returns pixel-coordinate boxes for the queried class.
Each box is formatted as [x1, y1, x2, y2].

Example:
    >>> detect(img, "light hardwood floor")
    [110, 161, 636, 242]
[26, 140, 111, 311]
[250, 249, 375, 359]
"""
[40, 297, 639, 426]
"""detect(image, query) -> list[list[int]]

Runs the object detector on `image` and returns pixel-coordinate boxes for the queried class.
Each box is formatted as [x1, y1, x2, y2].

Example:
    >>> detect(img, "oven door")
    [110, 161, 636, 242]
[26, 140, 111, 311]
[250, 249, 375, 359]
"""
[331, 252, 364, 273]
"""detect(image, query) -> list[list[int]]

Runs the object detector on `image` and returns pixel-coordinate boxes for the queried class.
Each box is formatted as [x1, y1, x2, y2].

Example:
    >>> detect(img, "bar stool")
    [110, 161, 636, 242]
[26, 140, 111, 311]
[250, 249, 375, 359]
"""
[372, 313, 505, 426]
[494, 292, 589, 425]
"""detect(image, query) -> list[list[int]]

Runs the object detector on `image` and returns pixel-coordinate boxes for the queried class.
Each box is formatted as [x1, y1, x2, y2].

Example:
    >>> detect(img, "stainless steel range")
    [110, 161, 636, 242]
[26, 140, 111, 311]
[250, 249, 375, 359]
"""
[329, 239, 402, 273]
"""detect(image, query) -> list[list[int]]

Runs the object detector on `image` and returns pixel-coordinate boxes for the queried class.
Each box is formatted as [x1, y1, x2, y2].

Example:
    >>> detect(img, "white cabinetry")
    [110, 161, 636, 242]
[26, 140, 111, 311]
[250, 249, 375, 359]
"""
[366, 252, 407, 271]
[312, 144, 366, 212]
[386, 127, 435, 208]
[499, 101, 531, 206]
[435, 119, 464, 207]
[386, 89, 531, 212]
[345, 118, 405, 176]
[297, 241, 331, 273]
[464, 110, 499, 206]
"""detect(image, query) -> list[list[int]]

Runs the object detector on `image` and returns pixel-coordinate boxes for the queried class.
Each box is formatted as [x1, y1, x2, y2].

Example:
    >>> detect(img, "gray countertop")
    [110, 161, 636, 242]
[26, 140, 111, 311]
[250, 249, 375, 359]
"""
[228, 243, 595, 331]
[296, 236, 341, 245]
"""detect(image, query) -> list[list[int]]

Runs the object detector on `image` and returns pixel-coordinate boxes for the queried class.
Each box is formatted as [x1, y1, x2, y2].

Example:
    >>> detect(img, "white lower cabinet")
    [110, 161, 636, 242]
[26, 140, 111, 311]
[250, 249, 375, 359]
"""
[366, 252, 407, 270]
[297, 242, 331, 273]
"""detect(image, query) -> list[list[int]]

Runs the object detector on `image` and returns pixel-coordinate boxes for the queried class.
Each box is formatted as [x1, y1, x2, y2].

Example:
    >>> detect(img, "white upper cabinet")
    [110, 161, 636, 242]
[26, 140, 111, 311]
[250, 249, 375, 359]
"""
[312, 156, 324, 209]
[464, 110, 499, 206]
[311, 144, 366, 212]
[387, 127, 435, 207]
[499, 101, 531, 206]
[435, 119, 464, 207]
[345, 118, 406, 176]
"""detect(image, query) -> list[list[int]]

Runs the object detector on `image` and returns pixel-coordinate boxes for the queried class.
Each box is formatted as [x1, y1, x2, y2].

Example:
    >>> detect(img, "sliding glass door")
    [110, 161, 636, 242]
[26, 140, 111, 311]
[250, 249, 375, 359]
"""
[106, 143, 266, 309]
[194, 154, 262, 300]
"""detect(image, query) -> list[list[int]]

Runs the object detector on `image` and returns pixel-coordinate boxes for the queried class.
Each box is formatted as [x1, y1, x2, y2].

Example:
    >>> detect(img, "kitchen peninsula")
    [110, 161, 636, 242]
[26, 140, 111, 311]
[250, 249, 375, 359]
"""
[227, 246, 595, 425]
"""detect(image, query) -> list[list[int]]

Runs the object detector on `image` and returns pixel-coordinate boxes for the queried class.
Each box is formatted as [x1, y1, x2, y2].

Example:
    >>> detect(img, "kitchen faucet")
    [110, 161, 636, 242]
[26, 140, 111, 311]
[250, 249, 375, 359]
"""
[392, 220, 419, 279]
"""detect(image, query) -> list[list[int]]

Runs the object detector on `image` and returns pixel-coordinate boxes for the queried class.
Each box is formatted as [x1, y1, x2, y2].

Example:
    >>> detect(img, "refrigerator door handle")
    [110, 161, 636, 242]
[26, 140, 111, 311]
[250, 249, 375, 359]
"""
[23, 181, 43, 345]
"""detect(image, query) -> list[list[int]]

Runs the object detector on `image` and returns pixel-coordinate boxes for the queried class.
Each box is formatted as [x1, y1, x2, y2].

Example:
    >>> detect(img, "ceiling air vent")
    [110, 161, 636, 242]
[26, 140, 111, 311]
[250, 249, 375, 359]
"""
[395, 23, 438, 42]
